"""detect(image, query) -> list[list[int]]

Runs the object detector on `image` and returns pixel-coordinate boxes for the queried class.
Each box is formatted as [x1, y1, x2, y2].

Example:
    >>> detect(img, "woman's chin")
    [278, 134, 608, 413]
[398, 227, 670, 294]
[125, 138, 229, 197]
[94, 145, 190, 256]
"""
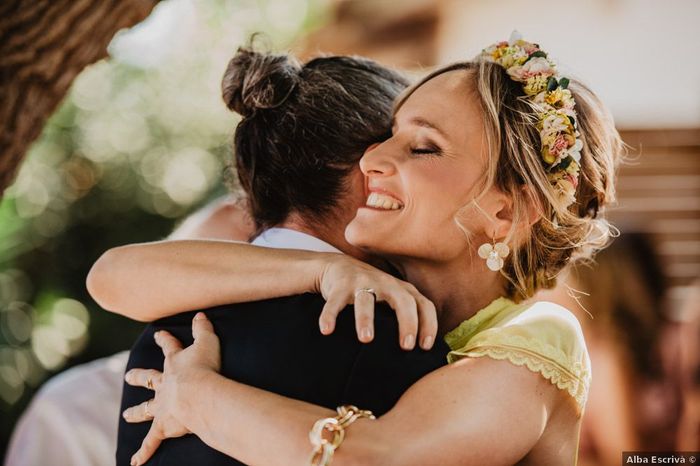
[345, 214, 390, 253]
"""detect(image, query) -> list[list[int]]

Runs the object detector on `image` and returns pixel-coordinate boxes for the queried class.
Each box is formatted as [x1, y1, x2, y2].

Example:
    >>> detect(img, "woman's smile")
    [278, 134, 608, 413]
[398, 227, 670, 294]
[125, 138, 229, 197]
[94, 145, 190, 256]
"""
[364, 188, 404, 211]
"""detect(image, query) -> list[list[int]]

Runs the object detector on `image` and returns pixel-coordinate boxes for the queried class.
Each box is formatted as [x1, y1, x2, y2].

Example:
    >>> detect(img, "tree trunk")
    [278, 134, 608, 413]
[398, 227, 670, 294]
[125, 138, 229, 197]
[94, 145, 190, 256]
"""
[0, 0, 158, 196]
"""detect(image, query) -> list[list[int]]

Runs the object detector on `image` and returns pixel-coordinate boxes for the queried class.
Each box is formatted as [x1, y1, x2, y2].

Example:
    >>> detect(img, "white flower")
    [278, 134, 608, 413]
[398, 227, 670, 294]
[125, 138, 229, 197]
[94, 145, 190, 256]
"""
[560, 138, 584, 163]
[508, 30, 523, 45]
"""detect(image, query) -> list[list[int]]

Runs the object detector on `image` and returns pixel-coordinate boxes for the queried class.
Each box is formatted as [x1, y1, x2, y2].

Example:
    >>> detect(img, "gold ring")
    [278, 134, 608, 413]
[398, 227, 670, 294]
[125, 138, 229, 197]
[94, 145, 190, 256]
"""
[354, 288, 376, 301]
[147, 378, 154, 390]
[144, 399, 154, 419]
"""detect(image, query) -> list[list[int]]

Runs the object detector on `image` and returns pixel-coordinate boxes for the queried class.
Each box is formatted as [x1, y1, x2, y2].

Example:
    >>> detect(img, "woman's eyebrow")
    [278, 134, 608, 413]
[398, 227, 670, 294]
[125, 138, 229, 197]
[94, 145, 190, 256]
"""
[391, 116, 447, 137]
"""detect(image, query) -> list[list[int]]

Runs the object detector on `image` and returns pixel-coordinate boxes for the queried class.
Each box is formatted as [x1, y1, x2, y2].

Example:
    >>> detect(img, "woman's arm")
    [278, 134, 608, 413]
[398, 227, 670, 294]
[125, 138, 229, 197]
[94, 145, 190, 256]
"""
[88, 239, 438, 349]
[87, 240, 330, 321]
[127, 315, 565, 466]
[87, 194, 257, 320]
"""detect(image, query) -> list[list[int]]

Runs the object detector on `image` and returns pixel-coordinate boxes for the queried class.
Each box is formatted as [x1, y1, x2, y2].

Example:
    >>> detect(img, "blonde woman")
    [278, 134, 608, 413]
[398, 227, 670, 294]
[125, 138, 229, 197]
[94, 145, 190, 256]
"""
[97, 34, 622, 465]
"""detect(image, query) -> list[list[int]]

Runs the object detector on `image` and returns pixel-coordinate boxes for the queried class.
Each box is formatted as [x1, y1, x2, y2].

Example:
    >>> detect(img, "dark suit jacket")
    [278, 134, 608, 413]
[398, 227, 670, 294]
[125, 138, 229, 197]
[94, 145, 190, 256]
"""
[117, 294, 449, 465]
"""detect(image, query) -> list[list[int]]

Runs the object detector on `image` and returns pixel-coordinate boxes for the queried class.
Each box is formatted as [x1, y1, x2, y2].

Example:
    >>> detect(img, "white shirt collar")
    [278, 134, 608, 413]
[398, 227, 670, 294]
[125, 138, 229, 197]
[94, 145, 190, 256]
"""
[251, 227, 342, 254]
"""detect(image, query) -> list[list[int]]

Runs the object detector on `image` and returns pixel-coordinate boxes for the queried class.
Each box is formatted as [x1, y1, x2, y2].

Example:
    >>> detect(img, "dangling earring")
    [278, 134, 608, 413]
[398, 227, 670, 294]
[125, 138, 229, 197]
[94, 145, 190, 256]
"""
[478, 239, 510, 272]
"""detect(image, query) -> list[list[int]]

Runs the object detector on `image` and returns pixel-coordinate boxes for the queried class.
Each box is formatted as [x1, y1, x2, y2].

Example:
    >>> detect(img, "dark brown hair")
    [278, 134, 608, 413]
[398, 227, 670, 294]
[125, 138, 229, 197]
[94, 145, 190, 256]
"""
[221, 45, 409, 232]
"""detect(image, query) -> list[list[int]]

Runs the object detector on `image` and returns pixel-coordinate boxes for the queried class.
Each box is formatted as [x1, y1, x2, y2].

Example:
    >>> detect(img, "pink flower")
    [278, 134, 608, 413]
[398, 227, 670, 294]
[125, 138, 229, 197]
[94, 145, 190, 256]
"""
[550, 134, 569, 156]
[522, 42, 539, 54]
[507, 57, 555, 81]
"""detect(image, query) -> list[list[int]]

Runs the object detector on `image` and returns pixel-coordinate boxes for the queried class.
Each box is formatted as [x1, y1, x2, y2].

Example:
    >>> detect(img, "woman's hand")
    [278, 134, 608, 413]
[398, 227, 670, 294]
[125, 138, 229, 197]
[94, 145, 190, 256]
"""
[122, 313, 222, 466]
[317, 255, 438, 350]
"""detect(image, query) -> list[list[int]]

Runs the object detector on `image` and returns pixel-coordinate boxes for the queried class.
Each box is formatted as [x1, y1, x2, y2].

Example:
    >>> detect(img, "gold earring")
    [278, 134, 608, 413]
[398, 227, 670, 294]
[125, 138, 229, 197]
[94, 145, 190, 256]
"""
[478, 239, 510, 272]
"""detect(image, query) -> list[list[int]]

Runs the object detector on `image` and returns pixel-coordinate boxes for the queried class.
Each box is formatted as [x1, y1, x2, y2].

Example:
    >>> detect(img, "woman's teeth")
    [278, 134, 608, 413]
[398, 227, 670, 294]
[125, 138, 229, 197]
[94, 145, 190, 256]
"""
[366, 192, 402, 210]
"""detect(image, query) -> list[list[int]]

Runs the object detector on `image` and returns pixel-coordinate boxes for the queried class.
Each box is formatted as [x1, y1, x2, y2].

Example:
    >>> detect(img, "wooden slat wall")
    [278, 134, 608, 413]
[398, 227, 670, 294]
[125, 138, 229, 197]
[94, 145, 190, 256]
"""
[613, 129, 700, 314]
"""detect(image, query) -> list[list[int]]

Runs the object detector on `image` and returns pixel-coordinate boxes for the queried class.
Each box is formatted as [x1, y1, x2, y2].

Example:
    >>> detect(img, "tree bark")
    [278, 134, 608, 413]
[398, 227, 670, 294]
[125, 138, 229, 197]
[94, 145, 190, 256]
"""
[0, 0, 158, 196]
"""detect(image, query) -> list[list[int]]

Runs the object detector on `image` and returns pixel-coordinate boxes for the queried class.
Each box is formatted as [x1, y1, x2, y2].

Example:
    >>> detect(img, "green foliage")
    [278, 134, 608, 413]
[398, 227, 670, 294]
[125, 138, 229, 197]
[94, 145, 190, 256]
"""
[0, 0, 324, 455]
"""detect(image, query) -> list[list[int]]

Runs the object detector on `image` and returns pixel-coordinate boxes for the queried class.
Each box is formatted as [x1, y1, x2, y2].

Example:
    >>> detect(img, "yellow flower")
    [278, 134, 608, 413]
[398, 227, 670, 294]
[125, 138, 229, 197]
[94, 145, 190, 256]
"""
[545, 88, 575, 109]
[524, 75, 548, 95]
[545, 88, 563, 105]
[542, 146, 557, 165]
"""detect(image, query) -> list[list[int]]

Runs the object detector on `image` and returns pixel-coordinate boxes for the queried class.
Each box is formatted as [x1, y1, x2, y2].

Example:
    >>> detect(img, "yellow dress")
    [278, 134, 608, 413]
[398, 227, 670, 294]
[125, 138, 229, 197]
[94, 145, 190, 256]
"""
[444, 297, 591, 414]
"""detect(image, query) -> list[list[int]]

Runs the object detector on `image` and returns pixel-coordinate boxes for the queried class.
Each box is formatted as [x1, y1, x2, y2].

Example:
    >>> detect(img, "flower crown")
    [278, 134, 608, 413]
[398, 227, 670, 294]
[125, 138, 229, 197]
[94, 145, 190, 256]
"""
[480, 31, 582, 208]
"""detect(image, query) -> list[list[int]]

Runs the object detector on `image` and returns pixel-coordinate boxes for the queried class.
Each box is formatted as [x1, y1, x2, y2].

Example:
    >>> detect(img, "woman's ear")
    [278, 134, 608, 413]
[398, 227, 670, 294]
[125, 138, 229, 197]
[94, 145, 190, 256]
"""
[491, 191, 514, 240]
[521, 185, 543, 227]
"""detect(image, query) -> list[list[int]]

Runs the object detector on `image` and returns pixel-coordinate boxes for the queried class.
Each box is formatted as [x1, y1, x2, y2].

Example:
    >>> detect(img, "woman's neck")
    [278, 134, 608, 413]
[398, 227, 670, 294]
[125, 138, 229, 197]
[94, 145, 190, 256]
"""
[393, 255, 506, 335]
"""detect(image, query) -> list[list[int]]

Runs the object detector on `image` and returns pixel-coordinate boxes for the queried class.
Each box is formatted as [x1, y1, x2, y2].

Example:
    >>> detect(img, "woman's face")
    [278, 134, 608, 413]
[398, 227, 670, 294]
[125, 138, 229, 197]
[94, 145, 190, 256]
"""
[345, 70, 497, 263]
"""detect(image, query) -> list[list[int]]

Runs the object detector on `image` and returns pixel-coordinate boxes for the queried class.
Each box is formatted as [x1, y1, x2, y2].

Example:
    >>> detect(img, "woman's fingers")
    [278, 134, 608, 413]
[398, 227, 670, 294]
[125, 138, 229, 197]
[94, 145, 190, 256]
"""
[415, 295, 438, 350]
[399, 284, 438, 350]
[319, 296, 345, 335]
[192, 312, 220, 349]
[125, 369, 163, 390]
[123, 398, 155, 423]
[383, 291, 419, 350]
[131, 424, 163, 466]
[192, 311, 214, 337]
[353, 288, 376, 343]
[154, 330, 183, 358]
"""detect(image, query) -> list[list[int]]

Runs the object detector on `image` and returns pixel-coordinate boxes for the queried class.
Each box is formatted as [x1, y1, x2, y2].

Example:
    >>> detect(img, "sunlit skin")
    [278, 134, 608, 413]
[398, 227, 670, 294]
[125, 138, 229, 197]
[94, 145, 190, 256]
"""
[347, 70, 518, 334]
[120, 69, 582, 466]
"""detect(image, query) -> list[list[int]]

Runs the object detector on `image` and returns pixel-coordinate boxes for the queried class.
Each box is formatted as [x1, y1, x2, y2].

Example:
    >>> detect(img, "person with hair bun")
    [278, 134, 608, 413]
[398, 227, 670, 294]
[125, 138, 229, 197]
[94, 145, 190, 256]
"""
[97, 33, 622, 465]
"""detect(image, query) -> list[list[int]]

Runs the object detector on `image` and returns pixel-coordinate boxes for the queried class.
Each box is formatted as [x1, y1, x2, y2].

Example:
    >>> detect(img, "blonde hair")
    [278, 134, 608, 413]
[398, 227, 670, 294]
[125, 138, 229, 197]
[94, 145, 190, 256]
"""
[396, 60, 623, 301]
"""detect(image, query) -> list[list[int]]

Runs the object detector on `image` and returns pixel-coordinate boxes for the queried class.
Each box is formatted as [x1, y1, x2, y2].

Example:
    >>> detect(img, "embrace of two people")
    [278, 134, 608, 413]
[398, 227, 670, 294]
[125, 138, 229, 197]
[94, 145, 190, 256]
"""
[87, 32, 622, 466]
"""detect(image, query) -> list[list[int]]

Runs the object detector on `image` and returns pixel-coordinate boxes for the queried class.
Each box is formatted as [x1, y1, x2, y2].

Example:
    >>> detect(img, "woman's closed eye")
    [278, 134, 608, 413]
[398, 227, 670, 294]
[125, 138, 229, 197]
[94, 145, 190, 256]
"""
[410, 144, 442, 156]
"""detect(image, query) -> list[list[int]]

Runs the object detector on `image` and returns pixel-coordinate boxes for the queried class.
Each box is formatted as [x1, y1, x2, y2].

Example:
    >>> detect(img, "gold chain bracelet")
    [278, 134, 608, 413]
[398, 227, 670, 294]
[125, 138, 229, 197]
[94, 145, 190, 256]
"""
[308, 405, 375, 466]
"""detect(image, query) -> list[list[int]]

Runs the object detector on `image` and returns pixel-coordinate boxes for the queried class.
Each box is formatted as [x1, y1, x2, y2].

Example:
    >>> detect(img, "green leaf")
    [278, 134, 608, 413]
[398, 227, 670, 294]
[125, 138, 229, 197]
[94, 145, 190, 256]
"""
[524, 50, 548, 64]
[559, 77, 570, 89]
[558, 155, 574, 170]
[568, 116, 576, 127]
[546, 76, 558, 92]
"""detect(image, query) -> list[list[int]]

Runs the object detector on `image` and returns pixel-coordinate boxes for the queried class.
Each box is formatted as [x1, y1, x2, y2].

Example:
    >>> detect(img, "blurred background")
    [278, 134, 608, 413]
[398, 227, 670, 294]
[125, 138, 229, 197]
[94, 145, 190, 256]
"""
[0, 0, 698, 464]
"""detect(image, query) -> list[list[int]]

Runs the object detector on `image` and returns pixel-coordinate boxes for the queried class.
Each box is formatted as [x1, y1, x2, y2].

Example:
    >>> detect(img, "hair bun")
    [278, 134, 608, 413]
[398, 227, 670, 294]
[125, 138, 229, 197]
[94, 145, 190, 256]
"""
[221, 46, 302, 117]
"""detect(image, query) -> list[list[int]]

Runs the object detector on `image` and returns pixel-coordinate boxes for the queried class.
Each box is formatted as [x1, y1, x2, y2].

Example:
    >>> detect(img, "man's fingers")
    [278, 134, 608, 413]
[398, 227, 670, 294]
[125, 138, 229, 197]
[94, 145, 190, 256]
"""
[123, 399, 155, 423]
[125, 369, 162, 390]
[384, 292, 418, 350]
[353, 289, 376, 343]
[154, 330, 183, 358]
[131, 424, 163, 466]
[319, 297, 345, 335]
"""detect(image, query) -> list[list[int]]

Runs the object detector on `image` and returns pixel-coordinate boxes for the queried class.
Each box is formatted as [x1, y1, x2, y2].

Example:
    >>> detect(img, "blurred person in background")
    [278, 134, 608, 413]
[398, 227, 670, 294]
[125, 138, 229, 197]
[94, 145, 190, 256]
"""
[539, 232, 680, 465]
[676, 280, 700, 450]
[4, 196, 254, 466]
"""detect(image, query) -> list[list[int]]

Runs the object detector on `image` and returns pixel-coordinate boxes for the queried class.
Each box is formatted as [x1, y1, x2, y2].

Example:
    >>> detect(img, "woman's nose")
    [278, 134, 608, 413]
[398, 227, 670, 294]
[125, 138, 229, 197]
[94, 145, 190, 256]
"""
[360, 141, 395, 176]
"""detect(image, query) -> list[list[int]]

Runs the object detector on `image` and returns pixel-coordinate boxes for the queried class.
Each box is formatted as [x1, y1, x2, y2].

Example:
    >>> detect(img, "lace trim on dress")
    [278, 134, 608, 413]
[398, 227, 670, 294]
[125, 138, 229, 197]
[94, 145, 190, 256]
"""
[448, 344, 590, 414]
